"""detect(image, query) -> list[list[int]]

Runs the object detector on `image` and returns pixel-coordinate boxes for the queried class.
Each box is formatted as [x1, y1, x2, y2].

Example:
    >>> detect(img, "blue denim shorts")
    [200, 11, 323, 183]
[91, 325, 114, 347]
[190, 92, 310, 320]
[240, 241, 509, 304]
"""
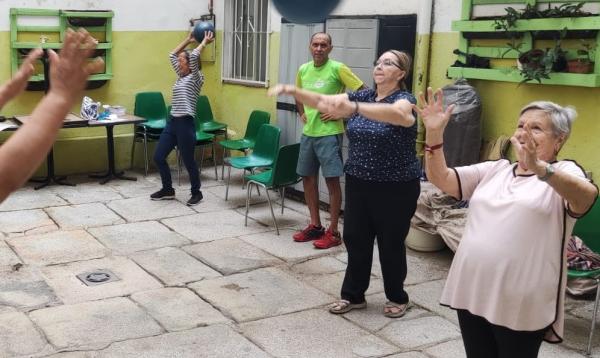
[296, 134, 344, 178]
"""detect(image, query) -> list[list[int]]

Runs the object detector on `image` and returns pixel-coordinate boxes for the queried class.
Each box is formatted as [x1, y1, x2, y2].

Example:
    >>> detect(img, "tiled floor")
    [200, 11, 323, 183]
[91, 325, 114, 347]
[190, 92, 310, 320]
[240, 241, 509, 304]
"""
[0, 167, 596, 357]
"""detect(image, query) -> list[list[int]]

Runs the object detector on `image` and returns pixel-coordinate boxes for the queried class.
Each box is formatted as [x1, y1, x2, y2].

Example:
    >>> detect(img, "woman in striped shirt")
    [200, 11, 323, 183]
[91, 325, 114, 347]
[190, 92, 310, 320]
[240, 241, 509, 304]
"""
[151, 30, 214, 206]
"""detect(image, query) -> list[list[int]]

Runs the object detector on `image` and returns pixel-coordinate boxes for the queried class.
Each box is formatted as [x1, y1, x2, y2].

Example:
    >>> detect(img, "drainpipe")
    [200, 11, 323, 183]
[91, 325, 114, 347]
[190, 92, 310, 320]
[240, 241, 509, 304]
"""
[208, 0, 214, 15]
[415, 0, 434, 158]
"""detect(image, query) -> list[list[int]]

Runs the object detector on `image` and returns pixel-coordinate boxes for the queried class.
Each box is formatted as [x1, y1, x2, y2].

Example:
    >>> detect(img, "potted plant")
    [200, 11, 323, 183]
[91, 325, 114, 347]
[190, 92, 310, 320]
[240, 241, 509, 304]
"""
[567, 42, 595, 73]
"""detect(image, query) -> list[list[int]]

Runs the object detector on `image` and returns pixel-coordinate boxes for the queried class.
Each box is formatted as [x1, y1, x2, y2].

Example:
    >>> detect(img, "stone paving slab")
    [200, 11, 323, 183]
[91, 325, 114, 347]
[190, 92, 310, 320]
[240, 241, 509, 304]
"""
[184, 238, 283, 275]
[423, 339, 465, 358]
[405, 251, 451, 285]
[162, 210, 268, 243]
[205, 181, 268, 207]
[189, 267, 332, 322]
[29, 297, 163, 350]
[131, 247, 221, 286]
[0, 189, 66, 212]
[379, 316, 461, 349]
[241, 309, 400, 358]
[50, 184, 123, 205]
[45, 352, 97, 358]
[235, 201, 309, 230]
[45, 203, 124, 230]
[181, 190, 240, 213]
[239, 229, 345, 262]
[96, 324, 269, 358]
[7, 230, 107, 266]
[0, 241, 21, 268]
[303, 271, 384, 298]
[561, 314, 600, 352]
[130, 288, 229, 331]
[0, 266, 61, 311]
[0, 209, 55, 235]
[291, 256, 347, 275]
[539, 343, 587, 357]
[107, 197, 195, 222]
[386, 352, 429, 358]
[42, 256, 162, 304]
[88, 221, 189, 255]
[0, 311, 51, 357]
[343, 293, 432, 332]
[406, 279, 458, 324]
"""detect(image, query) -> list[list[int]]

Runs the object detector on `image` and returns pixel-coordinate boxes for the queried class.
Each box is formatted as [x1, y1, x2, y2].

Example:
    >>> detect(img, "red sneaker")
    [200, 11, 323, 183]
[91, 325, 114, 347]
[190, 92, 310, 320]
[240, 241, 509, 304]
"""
[314, 228, 342, 249]
[293, 224, 325, 242]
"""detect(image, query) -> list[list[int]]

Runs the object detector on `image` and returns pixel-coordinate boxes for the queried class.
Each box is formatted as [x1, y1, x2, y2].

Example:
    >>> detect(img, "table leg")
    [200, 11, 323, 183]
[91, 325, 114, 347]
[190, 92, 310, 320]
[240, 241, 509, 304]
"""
[90, 124, 137, 184]
[30, 148, 75, 190]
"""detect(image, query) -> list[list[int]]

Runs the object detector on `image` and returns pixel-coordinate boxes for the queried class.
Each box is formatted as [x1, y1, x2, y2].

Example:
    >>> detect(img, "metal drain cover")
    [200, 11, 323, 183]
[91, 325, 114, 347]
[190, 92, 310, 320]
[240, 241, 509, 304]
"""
[76, 269, 120, 286]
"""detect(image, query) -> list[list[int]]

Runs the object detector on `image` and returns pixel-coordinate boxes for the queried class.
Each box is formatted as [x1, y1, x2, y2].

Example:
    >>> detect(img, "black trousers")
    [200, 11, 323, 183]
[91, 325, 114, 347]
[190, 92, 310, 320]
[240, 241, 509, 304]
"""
[341, 175, 420, 304]
[457, 309, 547, 358]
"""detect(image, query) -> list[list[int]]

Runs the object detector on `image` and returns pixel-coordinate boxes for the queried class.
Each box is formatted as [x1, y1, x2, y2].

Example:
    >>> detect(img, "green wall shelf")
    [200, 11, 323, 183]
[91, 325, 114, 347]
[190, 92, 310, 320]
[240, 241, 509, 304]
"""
[9, 8, 114, 90]
[450, 0, 600, 87]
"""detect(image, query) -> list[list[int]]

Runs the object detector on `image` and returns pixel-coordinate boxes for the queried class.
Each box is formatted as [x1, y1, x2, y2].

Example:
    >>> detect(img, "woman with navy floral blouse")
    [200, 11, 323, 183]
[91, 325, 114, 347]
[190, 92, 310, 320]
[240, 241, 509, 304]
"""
[270, 50, 419, 318]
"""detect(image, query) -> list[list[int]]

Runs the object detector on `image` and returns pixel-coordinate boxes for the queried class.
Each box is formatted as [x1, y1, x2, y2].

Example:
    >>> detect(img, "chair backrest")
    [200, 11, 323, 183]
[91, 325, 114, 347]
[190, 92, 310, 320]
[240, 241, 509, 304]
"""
[196, 95, 215, 124]
[252, 124, 281, 161]
[268, 143, 301, 187]
[134, 92, 167, 120]
[573, 197, 600, 253]
[244, 110, 271, 141]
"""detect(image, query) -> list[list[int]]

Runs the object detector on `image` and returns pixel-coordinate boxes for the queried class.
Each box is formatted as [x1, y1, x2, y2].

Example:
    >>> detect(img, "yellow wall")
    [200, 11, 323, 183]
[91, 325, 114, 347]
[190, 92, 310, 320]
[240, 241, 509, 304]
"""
[0, 30, 281, 176]
[426, 32, 600, 178]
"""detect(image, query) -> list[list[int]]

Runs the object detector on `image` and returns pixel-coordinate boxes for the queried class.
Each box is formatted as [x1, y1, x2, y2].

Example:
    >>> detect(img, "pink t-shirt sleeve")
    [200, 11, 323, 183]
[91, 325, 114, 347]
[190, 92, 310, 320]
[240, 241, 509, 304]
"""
[454, 160, 510, 200]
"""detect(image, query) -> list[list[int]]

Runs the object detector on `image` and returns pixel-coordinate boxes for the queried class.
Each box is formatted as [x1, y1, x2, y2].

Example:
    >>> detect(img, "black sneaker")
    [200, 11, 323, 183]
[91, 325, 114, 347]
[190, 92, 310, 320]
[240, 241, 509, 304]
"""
[187, 192, 203, 206]
[150, 188, 175, 200]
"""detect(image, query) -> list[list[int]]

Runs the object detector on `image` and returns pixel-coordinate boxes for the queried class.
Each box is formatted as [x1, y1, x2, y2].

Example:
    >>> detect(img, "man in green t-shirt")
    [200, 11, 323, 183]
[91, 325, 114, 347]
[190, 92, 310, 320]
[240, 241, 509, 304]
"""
[293, 32, 365, 249]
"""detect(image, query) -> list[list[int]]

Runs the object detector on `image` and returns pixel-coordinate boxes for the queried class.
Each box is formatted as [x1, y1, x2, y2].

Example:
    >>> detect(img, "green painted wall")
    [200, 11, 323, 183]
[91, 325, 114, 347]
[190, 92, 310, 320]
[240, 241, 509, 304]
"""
[426, 32, 600, 179]
[0, 30, 281, 176]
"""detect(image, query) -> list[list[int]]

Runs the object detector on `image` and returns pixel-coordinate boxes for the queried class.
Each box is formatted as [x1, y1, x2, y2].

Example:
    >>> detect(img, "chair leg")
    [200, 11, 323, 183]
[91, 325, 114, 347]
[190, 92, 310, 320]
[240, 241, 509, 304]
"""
[225, 165, 232, 201]
[212, 142, 218, 180]
[281, 187, 286, 214]
[265, 188, 279, 235]
[221, 147, 226, 181]
[587, 278, 600, 355]
[199, 145, 205, 174]
[143, 133, 149, 176]
[245, 181, 252, 227]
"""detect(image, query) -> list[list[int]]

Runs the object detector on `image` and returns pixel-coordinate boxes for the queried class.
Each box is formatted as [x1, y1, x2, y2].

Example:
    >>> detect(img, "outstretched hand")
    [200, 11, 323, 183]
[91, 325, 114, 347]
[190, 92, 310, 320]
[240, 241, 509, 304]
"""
[0, 48, 43, 107]
[47, 28, 104, 101]
[268, 84, 295, 97]
[510, 123, 542, 172]
[414, 87, 455, 133]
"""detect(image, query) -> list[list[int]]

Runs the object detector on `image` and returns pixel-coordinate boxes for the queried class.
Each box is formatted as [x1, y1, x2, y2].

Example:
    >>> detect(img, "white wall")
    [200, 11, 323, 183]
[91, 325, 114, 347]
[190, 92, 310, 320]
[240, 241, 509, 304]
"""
[0, 0, 212, 31]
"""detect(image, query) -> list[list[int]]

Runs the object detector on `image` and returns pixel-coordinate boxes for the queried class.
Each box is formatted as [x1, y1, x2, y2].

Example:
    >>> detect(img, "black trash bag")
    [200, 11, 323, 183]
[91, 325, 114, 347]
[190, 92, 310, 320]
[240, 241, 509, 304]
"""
[441, 79, 482, 167]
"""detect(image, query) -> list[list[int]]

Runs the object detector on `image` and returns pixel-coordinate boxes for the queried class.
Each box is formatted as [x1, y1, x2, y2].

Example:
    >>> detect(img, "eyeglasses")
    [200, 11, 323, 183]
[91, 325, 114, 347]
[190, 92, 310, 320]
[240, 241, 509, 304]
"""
[373, 59, 403, 70]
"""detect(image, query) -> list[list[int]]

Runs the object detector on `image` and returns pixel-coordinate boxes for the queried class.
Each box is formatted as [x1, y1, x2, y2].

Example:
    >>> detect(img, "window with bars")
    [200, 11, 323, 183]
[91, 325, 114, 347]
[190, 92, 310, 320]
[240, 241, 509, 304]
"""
[222, 0, 270, 86]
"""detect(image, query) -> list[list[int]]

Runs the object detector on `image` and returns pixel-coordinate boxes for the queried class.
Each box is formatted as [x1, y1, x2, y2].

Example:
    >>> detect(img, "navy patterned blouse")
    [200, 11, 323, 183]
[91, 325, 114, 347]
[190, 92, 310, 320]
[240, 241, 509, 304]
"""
[345, 89, 421, 182]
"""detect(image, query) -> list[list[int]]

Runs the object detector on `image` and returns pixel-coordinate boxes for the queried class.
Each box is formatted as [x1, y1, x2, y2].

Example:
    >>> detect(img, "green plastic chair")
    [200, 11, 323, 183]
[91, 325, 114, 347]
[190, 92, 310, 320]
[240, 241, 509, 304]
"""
[131, 92, 168, 175]
[243, 143, 301, 235]
[196, 95, 227, 133]
[225, 124, 281, 201]
[567, 197, 600, 355]
[219, 110, 270, 179]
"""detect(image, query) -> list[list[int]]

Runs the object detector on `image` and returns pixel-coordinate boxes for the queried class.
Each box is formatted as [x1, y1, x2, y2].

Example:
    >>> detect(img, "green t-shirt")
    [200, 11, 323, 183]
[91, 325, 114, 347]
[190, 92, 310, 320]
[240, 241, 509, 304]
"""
[296, 59, 363, 137]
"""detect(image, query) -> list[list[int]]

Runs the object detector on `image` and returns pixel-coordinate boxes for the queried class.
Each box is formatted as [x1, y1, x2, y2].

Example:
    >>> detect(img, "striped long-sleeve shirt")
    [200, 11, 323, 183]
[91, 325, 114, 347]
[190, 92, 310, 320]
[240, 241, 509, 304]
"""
[169, 47, 204, 118]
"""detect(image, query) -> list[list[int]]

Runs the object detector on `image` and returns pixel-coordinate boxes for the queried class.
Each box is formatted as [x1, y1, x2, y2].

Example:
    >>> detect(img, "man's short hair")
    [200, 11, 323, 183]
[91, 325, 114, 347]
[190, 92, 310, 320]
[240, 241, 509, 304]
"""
[310, 32, 332, 45]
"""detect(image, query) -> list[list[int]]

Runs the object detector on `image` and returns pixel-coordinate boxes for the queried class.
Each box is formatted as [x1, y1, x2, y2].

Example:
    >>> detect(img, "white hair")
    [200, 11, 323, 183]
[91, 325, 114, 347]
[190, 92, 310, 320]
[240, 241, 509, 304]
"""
[519, 101, 577, 139]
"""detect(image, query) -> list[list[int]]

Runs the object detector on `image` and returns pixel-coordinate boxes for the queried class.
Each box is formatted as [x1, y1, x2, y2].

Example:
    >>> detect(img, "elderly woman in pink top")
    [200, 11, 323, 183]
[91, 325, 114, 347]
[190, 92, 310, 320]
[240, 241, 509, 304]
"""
[415, 88, 598, 358]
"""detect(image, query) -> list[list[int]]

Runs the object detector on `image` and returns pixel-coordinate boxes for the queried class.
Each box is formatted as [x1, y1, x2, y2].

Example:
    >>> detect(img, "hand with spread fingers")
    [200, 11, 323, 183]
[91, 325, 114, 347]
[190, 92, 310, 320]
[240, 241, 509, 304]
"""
[510, 123, 540, 172]
[414, 87, 455, 133]
[48, 28, 104, 101]
[0, 48, 43, 109]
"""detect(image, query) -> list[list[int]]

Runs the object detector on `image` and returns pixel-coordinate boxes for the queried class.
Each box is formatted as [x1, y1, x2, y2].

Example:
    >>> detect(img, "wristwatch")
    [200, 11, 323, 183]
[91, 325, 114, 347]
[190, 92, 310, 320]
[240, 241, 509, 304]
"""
[538, 163, 555, 181]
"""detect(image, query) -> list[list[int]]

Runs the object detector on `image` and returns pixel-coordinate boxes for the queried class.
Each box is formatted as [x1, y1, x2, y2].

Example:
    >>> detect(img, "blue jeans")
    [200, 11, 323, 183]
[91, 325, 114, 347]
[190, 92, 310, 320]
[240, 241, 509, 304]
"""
[153, 115, 200, 194]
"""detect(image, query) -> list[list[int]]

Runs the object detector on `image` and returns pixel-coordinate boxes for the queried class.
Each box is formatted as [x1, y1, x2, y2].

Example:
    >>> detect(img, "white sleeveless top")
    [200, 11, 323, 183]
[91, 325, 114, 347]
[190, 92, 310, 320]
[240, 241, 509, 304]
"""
[440, 159, 589, 342]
